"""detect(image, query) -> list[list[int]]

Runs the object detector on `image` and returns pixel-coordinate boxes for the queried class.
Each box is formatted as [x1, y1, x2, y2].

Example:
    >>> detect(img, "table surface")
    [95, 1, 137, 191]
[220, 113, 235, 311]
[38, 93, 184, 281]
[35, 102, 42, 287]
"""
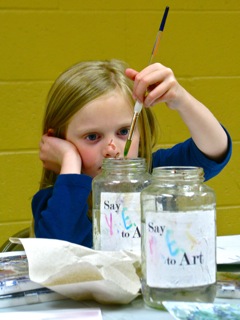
[1, 235, 239, 319]
[1, 296, 240, 320]
[0, 297, 171, 319]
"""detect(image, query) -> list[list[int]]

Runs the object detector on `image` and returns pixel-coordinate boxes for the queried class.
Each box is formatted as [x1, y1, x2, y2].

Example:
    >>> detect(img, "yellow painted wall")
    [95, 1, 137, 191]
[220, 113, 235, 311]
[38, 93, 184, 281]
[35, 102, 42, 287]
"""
[0, 0, 239, 247]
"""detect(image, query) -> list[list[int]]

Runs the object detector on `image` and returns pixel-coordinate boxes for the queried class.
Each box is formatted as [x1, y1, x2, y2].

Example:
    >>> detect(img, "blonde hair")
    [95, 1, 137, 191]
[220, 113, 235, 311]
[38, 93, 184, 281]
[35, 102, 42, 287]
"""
[40, 59, 160, 189]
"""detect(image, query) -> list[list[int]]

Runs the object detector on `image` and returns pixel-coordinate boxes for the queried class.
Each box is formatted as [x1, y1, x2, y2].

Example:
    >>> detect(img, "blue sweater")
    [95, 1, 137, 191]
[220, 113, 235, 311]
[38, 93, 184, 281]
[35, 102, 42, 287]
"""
[32, 135, 232, 248]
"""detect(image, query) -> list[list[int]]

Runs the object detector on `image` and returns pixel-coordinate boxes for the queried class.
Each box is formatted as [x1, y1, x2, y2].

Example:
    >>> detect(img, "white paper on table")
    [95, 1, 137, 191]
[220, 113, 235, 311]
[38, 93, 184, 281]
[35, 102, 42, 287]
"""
[217, 235, 240, 264]
[0, 309, 102, 320]
[10, 238, 141, 305]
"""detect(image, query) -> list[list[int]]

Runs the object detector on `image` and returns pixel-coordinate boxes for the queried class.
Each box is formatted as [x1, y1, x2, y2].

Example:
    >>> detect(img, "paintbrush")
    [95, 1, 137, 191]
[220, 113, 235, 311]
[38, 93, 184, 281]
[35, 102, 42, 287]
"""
[124, 6, 169, 158]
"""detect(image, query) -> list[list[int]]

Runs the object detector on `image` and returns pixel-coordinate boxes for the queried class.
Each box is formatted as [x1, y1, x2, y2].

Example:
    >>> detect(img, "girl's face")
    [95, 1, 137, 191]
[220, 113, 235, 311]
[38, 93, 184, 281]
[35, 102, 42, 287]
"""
[66, 89, 140, 178]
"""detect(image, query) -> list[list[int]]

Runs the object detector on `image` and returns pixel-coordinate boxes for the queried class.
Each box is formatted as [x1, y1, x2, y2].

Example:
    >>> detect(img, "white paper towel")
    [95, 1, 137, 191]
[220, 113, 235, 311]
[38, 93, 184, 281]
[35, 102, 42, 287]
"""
[11, 238, 141, 304]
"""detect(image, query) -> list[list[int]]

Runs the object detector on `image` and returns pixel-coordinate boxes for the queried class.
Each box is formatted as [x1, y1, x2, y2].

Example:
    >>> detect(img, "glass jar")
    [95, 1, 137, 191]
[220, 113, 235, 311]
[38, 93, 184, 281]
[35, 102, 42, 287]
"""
[92, 158, 151, 253]
[141, 166, 216, 309]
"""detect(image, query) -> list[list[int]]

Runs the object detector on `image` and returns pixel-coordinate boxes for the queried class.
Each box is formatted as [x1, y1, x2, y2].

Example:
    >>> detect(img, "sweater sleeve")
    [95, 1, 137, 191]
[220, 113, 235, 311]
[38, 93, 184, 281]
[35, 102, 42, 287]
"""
[32, 174, 93, 247]
[152, 127, 232, 181]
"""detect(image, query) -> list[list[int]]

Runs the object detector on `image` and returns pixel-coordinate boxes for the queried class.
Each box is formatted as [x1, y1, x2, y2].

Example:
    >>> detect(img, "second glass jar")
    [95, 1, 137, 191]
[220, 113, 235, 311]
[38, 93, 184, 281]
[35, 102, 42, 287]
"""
[141, 166, 216, 309]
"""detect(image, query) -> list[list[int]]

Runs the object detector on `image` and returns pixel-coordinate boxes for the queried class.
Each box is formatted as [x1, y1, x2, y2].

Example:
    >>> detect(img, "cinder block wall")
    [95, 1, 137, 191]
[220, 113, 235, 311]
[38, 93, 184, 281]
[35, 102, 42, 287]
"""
[0, 0, 239, 247]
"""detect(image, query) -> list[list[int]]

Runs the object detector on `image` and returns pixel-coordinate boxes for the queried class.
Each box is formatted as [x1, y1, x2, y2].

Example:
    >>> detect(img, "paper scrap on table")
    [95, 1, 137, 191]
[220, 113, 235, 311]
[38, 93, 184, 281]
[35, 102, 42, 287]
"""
[217, 235, 240, 264]
[0, 309, 102, 320]
[11, 238, 141, 305]
[163, 301, 240, 320]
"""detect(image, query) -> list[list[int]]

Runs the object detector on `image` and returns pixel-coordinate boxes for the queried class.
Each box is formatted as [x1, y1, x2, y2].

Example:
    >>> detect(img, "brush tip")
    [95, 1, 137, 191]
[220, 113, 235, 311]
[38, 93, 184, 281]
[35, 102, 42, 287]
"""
[124, 140, 132, 158]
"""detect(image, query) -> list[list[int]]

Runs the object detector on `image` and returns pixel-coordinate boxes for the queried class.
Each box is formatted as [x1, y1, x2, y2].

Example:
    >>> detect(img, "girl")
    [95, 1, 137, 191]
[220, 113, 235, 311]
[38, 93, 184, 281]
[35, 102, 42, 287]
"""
[33, 59, 231, 247]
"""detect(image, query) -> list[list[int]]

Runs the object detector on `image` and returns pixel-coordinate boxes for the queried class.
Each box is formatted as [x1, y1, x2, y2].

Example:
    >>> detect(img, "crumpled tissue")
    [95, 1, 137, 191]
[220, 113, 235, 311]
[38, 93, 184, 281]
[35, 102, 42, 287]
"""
[10, 237, 141, 304]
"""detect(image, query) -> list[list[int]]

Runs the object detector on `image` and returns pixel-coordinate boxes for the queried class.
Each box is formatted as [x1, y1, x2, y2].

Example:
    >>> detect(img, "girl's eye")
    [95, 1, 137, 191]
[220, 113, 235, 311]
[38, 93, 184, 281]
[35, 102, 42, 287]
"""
[86, 134, 98, 141]
[118, 128, 129, 136]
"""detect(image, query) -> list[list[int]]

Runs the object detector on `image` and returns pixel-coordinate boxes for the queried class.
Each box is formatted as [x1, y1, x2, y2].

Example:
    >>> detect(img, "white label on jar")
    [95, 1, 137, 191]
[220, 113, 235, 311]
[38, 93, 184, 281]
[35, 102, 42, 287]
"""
[145, 210, 216, 288]
[100, 192, 141, 251]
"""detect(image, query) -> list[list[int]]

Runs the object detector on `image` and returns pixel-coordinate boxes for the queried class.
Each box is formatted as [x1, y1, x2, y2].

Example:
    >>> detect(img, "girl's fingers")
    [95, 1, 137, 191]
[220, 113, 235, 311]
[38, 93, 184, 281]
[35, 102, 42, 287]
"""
[144, 81, 170, 106]
[126, 63, 179, 107]
[133, 65, 172, 102]
[125, 68, 138, 81]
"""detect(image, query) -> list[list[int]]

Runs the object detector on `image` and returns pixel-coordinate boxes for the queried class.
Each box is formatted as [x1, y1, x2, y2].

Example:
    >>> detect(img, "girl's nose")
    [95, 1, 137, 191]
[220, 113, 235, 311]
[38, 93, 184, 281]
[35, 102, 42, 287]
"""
[103, 139, 120, 158]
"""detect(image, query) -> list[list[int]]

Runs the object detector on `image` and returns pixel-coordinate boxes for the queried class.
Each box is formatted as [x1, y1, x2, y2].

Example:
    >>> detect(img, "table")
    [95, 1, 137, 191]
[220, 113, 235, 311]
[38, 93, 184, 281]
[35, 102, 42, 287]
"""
[1, 235, 239, 319]
[0, 297, 172, 319]
[1, 296, 240, 320]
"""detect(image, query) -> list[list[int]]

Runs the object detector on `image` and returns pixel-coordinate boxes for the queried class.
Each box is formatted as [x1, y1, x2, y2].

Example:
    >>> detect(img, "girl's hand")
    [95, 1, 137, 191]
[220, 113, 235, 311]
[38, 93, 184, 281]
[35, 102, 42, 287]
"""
[126, 63, 228, 162]
[39, 134, 82, 174]
[125, 63, 185, 110]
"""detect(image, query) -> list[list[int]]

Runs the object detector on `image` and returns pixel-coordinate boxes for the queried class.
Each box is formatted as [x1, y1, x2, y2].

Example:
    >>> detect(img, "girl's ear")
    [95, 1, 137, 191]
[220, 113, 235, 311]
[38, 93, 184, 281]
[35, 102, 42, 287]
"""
[47, 128, 55, 136]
